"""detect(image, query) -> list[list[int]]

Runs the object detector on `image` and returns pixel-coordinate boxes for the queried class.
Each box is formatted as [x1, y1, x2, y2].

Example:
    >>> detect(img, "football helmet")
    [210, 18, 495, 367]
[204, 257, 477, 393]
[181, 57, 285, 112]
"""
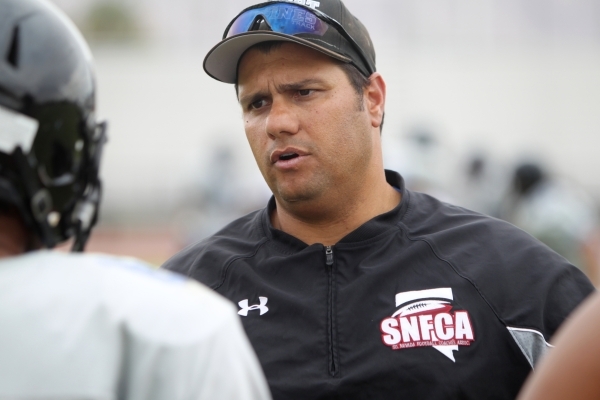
[0, 0, 106, 251]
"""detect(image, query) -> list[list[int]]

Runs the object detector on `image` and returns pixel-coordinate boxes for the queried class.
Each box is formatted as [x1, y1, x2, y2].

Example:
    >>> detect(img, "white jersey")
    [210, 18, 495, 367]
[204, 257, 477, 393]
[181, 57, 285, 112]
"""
[0, 251, 272, 400]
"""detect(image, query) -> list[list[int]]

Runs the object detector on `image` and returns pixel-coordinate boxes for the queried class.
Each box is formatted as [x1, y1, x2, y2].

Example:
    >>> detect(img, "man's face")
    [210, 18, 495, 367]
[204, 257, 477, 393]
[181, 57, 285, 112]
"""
[237, 42, 375, 206]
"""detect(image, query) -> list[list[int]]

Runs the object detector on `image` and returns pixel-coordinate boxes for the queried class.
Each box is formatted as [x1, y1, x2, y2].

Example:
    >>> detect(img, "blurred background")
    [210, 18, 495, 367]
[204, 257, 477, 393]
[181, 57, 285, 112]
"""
[51, 0, 600, 282]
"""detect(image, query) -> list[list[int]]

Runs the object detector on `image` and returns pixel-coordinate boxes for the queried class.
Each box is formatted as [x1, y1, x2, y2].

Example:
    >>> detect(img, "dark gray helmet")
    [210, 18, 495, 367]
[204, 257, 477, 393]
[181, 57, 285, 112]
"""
[0, 0, 107, 251]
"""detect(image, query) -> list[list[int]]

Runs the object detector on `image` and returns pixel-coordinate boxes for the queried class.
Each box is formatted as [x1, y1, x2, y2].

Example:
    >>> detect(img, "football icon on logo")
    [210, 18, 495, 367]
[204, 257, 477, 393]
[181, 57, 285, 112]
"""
[392, 300, 452, 318]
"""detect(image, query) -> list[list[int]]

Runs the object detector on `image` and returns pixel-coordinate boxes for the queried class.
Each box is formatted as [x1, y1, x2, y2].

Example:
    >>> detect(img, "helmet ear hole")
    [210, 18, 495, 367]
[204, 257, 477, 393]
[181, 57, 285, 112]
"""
[6, 26, 19, 68]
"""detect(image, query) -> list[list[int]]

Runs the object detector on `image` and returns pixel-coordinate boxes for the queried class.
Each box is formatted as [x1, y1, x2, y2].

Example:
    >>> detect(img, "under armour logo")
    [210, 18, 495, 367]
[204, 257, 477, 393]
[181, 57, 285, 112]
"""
[238, 297, 269, 316]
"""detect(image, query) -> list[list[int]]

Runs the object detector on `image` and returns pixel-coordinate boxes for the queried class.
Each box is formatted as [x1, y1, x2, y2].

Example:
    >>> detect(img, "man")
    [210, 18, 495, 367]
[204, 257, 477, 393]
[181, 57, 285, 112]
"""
[163, 0, 594, 398]
[0, 0, 271, 399]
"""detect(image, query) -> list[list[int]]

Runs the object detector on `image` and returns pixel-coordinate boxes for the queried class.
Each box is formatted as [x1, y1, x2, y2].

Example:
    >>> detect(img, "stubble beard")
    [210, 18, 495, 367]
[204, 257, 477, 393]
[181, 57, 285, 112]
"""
[273, 169, 329, 205]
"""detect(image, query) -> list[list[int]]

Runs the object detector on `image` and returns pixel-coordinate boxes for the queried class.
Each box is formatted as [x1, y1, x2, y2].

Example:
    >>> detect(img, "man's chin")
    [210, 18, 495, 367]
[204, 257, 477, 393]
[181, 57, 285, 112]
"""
[275, 186, 321, 204]
[278, 192, 315, 204]
[271, 175, 328, 204]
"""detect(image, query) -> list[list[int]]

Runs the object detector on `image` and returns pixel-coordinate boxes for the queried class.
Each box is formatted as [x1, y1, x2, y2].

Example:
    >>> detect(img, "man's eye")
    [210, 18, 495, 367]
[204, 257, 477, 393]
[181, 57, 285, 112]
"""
[250, 99, 267, 109]
[298, 89, 312, 97]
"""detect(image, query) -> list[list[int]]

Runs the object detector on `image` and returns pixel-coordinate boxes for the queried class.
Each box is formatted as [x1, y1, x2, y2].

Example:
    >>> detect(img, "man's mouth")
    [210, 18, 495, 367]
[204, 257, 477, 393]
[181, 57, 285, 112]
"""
[271, 148, 308, 164]
[279, 153, 299, 161]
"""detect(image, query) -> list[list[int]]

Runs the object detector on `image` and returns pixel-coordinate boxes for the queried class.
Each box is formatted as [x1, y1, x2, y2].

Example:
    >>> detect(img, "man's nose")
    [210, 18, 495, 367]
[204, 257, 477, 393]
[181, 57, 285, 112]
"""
[265, 99, 299, 139]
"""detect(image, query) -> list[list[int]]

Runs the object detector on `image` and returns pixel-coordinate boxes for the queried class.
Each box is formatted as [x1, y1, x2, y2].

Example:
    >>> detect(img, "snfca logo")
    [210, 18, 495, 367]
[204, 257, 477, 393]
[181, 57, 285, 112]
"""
[380, 288, 475, 362]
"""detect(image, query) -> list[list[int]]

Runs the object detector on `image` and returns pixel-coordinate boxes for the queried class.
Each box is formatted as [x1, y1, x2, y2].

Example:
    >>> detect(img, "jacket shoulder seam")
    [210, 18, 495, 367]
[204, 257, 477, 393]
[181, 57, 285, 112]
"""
[212, 237, 271, 290]
[400, 226, 507, 328]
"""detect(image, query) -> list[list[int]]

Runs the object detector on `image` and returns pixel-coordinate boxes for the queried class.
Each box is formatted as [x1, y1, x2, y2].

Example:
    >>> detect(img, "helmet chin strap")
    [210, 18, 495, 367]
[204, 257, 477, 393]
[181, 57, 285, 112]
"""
[71, 183, 100, 252]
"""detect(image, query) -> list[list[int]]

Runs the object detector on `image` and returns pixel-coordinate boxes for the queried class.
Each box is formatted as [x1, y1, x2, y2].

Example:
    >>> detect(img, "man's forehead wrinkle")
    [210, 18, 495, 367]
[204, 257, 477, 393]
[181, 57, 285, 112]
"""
[238, 79, 277, 106]
[277, 79, 325, 93]
[239, 75, 323, 105]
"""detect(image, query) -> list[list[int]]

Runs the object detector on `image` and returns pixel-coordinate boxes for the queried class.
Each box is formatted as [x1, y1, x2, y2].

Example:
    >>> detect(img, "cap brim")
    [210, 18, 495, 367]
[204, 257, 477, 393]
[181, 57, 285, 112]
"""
[203, 31, 352, 84]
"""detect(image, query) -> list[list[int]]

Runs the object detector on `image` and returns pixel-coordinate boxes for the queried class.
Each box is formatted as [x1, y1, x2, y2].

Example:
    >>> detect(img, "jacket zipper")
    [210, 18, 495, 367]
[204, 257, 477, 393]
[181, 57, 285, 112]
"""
[325, 246, 334, 266]
[325, 245, 338, 376]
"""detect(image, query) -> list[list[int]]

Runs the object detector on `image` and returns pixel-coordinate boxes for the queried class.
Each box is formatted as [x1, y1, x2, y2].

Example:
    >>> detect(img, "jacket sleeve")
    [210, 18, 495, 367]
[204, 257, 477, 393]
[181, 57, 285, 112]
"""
[452, 219, 595, 367]
[403, 194, 596, 367]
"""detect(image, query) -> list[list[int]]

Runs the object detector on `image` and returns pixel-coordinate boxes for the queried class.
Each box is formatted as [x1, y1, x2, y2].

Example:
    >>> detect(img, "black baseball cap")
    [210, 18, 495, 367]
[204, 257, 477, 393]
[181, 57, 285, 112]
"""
[203, 0, 376, 84]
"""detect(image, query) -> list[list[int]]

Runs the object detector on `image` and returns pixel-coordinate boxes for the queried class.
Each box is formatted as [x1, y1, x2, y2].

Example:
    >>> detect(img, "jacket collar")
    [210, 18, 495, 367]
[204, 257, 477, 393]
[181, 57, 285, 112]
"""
[260, 170, 410, 250]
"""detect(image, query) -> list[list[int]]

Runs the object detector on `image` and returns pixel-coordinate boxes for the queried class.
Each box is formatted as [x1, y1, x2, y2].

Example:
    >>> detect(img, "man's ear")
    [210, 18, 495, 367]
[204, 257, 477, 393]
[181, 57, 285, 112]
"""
[364, 72, 386, 130]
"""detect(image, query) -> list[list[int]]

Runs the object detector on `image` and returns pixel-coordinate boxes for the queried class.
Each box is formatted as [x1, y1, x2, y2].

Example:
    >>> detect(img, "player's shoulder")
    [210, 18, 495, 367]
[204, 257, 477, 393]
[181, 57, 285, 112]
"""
[1, 251, 238, 341]
[86, 251, 238, 341]
[75, 252, 233, 309]
[17, 250, 185, 287]
[14, 251, 233, 315]
[162, 208, 267, 284]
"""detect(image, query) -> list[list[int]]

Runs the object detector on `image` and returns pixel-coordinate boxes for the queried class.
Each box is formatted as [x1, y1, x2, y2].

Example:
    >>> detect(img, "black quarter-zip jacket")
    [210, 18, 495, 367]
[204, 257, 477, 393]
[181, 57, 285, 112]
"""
[162, 170, 594, 400]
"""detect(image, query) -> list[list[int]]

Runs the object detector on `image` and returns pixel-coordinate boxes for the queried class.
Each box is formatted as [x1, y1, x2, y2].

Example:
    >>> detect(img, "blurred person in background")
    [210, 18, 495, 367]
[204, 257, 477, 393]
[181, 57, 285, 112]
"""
[517, 291, 600, 400]
[500, 162, 600, 285]
[163, 0, 594, 398]
[175, 143, 271, 245]
[457, 151, 511, 217]
[383, 127, 457, 203]
[0, 0, 271, 398]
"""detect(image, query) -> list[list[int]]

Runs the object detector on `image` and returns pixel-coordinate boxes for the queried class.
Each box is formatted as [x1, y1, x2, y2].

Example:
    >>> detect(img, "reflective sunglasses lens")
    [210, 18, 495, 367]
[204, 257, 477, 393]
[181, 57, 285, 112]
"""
[226, 4, 329, 38]
[227, 9, 261, 37]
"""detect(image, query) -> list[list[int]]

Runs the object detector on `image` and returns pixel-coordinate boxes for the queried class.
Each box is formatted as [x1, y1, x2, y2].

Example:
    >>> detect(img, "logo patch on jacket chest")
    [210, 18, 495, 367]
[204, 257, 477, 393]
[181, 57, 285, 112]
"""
[238, 297, 269, 316]
[380, 288, 474, 362]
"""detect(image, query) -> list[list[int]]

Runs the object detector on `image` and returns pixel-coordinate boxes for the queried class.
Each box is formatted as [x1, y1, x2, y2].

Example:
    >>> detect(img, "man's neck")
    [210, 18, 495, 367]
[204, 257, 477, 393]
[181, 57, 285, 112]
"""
[0, 215, 30, 258]
[271, 172, 401, 246]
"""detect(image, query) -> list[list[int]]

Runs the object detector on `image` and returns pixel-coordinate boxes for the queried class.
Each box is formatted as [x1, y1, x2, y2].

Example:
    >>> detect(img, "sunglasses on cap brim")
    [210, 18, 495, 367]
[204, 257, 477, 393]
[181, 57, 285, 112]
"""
[223, 1, 374, 76]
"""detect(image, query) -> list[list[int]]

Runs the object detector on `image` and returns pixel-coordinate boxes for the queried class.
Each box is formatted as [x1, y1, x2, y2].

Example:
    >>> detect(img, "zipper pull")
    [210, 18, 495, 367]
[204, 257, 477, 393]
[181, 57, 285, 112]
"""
[325, 246, 334, 266]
